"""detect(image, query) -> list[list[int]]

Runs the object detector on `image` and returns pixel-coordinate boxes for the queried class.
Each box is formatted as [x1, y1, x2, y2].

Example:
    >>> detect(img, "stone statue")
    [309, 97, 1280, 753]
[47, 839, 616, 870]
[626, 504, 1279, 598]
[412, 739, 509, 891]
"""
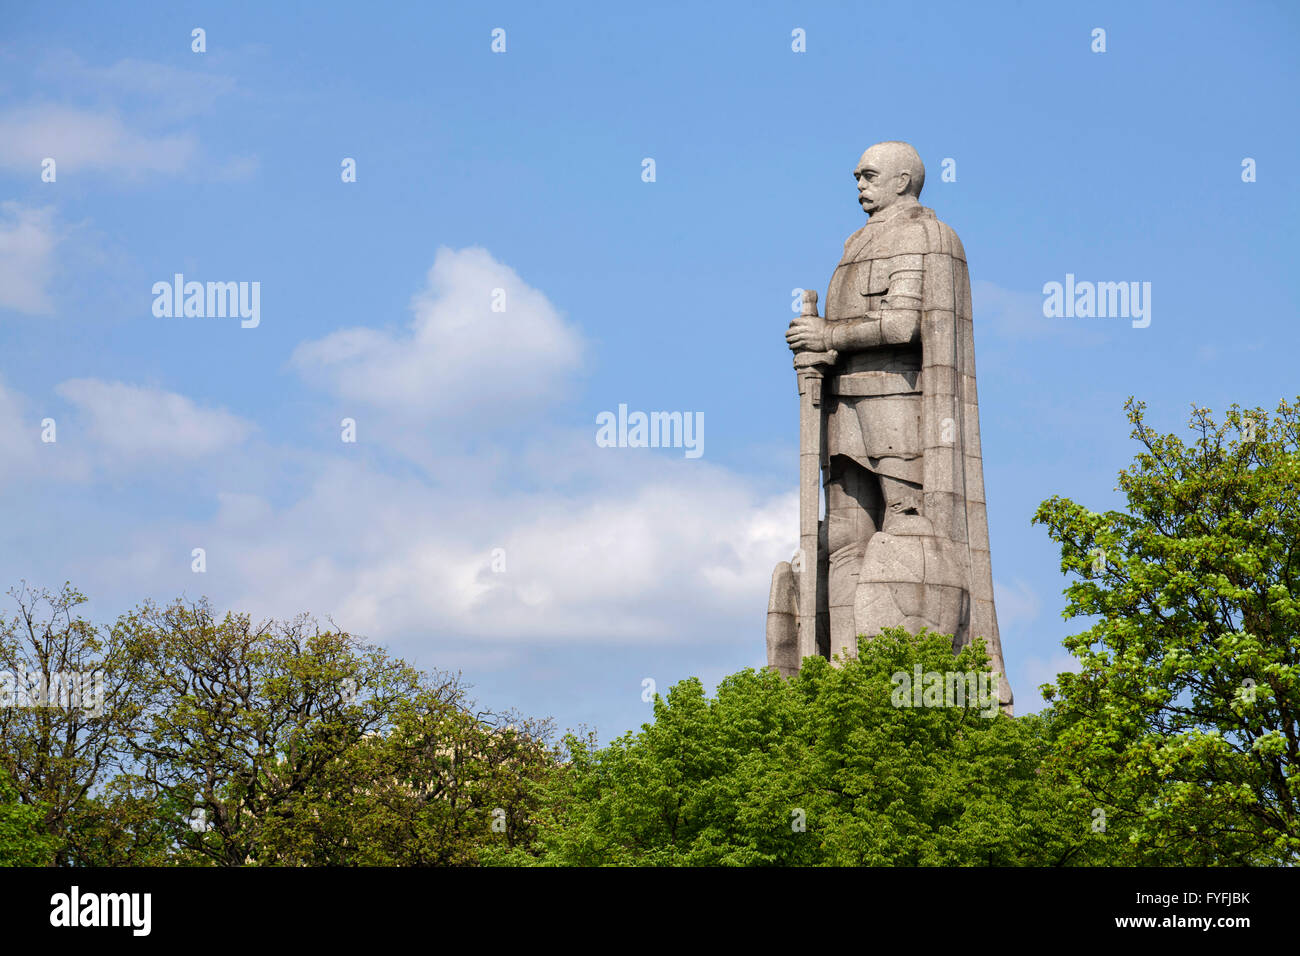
[767, 141, 1012, 712]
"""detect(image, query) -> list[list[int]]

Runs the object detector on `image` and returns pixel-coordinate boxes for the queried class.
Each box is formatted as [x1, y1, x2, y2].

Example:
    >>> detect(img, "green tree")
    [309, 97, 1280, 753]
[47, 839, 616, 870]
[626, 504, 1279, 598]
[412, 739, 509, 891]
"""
[1034, 398, 1300, 864]
[1, 587, 562, 866]
[110, 596, 558, 866]
[59, 775, 174, 866]
[508, 629, 1105, 866]
[0, 583, 142, 865]
[113, 596, 459, 865]
[250, 694, 558, 866]
[0, 766, 58, 866]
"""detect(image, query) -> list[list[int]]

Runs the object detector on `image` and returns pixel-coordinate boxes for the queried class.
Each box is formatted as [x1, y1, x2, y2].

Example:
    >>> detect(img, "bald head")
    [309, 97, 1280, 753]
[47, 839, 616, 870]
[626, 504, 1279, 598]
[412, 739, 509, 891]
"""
[854, 141, 925, 217]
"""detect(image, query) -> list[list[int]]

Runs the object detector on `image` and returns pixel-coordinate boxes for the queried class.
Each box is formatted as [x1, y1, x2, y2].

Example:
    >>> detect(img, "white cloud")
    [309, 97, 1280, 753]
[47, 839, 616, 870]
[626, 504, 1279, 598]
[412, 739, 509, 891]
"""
[0, 375, 91, 486]
[0, 377, 41, 483]
[291, 247, 584, 419]
[10, 248, 788, 658]
[0, 53, 245, 178]
[191, 453, 796, 646]
[55, 379, 254, 461]
[0, 203, 58, 314]
[0, 106, 198, 176]
[36, 54, 238, 122]
[74, 440, 796, 653]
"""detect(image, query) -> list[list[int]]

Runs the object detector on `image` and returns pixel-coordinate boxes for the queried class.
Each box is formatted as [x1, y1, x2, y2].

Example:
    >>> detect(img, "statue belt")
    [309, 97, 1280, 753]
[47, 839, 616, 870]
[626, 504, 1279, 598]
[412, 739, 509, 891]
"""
[831, 370, 922, 397]
[831, 349, 922, 397]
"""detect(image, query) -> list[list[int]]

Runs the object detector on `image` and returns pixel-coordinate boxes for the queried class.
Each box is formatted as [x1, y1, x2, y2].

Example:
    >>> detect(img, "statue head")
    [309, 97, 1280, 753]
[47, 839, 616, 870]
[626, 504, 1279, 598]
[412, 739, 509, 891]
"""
[854, 141, 924, 217]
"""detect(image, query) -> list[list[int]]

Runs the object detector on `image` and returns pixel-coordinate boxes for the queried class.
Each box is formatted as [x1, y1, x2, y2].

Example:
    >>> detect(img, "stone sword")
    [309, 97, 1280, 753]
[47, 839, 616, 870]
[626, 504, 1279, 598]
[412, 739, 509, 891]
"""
[791, 289, 837, 663]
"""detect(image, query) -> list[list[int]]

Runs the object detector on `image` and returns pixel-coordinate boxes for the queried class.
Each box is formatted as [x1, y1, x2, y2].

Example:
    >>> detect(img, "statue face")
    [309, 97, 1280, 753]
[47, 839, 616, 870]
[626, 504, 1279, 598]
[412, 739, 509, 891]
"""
[854, 146, 909, 217]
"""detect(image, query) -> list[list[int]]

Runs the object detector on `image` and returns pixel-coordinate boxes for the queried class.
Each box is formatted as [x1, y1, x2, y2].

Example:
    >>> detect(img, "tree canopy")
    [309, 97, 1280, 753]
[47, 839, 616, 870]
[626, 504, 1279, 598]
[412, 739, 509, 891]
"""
[494, 630, 1107, 866]
[0, 589, 555, 866]
[1034, 398, 1300, 864]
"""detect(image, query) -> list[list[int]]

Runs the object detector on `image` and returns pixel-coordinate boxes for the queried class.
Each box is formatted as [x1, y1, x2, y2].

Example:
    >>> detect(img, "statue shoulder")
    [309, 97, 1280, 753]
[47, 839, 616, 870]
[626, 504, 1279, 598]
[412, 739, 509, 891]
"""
[870, 217, 931, 258]
[885, 207, 969, 263]
[843, 225, 868, 253]
[930, 216, 967, 263]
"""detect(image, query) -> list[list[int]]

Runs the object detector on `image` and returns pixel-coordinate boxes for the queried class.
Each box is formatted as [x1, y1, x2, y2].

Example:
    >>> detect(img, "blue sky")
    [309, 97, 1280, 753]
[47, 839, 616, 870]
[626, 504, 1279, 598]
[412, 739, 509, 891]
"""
[1, 0, 1297, 742]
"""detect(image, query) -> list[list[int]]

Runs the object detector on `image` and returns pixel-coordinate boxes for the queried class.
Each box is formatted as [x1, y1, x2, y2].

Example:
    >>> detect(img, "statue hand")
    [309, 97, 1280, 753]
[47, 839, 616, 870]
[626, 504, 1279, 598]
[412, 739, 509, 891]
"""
[786, 314, 829, 352]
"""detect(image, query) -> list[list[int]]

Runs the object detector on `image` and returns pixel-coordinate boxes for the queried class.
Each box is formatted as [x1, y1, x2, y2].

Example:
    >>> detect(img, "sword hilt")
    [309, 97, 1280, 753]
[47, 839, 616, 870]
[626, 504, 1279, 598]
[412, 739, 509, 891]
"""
[792, 289, 838, 371]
